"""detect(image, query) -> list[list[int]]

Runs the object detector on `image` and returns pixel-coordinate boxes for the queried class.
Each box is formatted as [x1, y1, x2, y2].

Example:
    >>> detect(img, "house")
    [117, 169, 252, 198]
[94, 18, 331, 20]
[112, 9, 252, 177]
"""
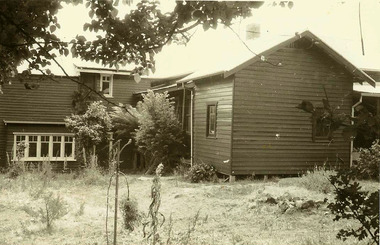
[145, 30, 376, 178]
[0, 64, 150, 170]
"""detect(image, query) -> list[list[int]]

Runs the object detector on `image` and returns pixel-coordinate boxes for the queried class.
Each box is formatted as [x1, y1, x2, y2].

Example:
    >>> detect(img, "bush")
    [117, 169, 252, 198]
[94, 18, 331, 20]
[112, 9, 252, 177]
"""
[352, 140, 379, 180]
[79, 166, 107, 186]
[298, 166, 335, 194]
[120, 197, 140, 231]
[186, 162, 217, 183]
[135, 90, 185, 173]
[328, 170, 379, 244]
[22, 191, 68, 230]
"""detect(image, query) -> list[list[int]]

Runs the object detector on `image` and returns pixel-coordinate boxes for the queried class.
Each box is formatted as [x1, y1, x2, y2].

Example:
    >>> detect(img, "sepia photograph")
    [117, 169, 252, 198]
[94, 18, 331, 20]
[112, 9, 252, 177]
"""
[0, 1, 379, 244]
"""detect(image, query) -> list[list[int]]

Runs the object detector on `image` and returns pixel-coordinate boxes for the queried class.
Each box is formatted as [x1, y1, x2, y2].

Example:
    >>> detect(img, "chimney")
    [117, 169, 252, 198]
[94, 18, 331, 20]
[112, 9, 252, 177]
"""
[246, 23, 261, 40]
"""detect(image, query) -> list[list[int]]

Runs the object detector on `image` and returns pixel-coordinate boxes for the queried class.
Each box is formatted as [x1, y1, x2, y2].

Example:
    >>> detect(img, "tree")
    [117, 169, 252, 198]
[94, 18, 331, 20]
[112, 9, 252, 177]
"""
[0, 0, 79, 92]
[0, 0, 263, 95]
[134, 90, 184, 174]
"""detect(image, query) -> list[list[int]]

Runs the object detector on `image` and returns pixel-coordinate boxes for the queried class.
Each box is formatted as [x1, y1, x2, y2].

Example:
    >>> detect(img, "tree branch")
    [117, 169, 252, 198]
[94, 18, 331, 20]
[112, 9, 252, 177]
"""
[0, 12, 121, 108]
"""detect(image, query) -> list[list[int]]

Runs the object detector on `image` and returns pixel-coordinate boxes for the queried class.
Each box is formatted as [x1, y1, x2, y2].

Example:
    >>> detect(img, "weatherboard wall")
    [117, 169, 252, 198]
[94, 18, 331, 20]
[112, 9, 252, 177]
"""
[0, 73, 150, 168]
[231, 46, 353, 175]
[193, 76, 234, 174]
[83, 73, 151, 106]
[0, 76, 77, 167]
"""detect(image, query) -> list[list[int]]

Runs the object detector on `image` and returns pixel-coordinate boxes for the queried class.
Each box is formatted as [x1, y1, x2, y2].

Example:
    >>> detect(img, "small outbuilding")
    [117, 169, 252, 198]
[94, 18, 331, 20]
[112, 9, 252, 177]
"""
[145, 30, 377, 177]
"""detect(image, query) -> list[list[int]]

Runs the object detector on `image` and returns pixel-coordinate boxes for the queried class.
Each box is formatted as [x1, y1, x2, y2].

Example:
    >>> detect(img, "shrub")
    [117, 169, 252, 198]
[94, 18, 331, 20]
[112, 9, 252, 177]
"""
[79, 166, 107, 186]
[22, 191, 68, 230]
[186, 162, 217, 183]
[352, 140, 379, 180]
[135, 90, 185, 174]
[120, 197, 140, 231]
[298, 166, 335, 194]
[328, 170, 379, 244]
[65, 101, 112, 166]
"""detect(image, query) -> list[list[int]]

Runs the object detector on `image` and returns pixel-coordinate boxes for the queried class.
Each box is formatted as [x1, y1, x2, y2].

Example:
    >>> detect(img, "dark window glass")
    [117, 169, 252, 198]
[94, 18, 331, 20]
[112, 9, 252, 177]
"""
[207, 104, 217, 137]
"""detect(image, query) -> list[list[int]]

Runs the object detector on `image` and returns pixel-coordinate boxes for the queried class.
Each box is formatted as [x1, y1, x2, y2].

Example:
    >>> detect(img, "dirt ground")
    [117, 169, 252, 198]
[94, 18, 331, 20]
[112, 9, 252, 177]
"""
[0, 173, 377, 245]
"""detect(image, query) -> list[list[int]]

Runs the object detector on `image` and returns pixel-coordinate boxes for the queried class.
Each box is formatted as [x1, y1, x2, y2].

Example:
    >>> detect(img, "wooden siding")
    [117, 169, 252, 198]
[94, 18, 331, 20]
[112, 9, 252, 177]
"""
[86, 73, 151, 106]
[0, 73, 150, 167]
[0, 76, 77, 167]
[232, 46, 353, 175]
[193, 76, 233, 174]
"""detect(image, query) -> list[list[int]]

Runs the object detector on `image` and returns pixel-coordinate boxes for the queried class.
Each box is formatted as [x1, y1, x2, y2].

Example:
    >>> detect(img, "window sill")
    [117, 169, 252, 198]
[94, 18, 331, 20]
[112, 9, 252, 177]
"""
[206, 136, 217, 139]
[12, 158, 76, 162]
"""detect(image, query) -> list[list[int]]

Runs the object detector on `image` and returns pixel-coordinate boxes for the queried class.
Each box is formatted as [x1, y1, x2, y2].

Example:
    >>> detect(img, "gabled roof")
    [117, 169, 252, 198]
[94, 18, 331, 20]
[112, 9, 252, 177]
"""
[176, 30, 376, 87]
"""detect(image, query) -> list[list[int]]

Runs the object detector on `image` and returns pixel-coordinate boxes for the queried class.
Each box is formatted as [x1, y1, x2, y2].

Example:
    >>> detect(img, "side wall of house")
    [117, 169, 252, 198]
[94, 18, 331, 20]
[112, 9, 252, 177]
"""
[232, 46, 353, 175]
[0, 76, 77, 167]
[193, 76, 233, 174]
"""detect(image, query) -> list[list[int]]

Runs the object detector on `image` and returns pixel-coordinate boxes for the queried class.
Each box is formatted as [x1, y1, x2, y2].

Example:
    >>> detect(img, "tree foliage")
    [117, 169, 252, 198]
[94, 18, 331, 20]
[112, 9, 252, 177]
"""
[65, 100, 112, 151]
[296, 90, 380, 142]
[297, 93, 379, 244]
[135, 90, 184, 173]
[0, 0, 263, 94]
[0, 0, 80, 92]
[328, 170, 379, 244]
[72, 0, 262, 74]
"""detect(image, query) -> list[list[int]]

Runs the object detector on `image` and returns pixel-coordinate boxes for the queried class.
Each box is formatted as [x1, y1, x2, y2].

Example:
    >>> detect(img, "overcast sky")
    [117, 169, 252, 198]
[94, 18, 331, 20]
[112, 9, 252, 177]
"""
[54, 1, 380, 77]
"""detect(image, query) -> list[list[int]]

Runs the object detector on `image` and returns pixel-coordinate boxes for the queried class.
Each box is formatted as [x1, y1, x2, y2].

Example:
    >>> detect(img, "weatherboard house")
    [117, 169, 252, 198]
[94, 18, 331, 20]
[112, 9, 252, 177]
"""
[143, 30, 376, 178]
[0, 64, 150, 170]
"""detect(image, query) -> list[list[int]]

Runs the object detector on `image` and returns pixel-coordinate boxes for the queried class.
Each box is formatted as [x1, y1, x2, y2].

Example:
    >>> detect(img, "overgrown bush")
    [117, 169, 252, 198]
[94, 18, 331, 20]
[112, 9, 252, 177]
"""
[65, 101, 112, 166]
[298, 166, 335, 194]
[135, 90, 185, 174]
[120, 197, 140, 231]
[352, 140, 379, 180]
[328, 170, 379, 244]
[79, 166, 107, 186]
[22, 191, 68, 230]
[186, 162, 217, 183]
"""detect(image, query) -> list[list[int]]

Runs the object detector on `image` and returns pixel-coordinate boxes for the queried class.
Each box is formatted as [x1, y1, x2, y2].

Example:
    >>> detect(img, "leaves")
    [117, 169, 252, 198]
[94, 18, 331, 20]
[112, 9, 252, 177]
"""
[328, 169, 379, 244]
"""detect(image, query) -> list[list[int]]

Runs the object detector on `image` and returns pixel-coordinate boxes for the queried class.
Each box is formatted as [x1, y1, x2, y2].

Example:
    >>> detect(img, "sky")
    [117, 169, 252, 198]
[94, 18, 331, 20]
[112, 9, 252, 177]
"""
[53, 0, 380, 77]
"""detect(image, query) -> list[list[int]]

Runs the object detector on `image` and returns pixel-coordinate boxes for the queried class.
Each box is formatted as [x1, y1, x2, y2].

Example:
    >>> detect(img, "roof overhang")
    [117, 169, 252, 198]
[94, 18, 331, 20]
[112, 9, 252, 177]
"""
[75, 65, 132, 75]
[3, 120, 66, 126]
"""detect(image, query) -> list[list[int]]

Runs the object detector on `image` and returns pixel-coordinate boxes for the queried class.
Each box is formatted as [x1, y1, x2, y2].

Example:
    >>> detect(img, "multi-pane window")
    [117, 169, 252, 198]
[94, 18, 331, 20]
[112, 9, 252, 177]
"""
[206, 103, 217, 137]
[13, 134, 75, 161]
[100, 74, 113, 97]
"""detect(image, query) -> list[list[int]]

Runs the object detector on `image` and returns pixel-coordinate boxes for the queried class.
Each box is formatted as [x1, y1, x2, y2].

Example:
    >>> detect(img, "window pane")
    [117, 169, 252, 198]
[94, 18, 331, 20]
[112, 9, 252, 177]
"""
[28, 136, 37, 157]
[207, 105, 216, 136]
[40, 136, 50, 157]
[53, 136, 61, 157]
[53, 143, 61, 157]
[29, 143, 37, 157]
[64, 143, 73, 157]
[102, 81, 110, 94]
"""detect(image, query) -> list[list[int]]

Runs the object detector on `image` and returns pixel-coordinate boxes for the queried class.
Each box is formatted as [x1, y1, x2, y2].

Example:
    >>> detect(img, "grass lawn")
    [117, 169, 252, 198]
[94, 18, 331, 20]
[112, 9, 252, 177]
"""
[0, 171, 377, 245]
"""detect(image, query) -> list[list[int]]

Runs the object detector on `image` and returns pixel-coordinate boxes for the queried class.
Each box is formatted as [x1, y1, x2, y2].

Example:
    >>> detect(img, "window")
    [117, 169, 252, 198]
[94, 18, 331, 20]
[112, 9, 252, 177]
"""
[206, 103, 217, 137]
[13, 134, 75, 161]
[100, 74, 113, 97]
[312, 108, 330, 141]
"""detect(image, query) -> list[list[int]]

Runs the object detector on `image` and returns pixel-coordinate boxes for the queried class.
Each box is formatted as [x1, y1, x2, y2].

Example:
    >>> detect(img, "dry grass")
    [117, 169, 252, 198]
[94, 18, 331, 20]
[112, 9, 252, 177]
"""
[0, 172, 377, 245]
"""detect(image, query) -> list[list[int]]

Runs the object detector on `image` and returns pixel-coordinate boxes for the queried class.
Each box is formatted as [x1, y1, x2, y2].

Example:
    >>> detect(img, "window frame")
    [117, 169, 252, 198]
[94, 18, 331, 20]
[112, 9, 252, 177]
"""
[100, 74, 114, 97]
[206, 102, 218, 138]
[312, 108, 330, 142]
[13, 133, 76, 161]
